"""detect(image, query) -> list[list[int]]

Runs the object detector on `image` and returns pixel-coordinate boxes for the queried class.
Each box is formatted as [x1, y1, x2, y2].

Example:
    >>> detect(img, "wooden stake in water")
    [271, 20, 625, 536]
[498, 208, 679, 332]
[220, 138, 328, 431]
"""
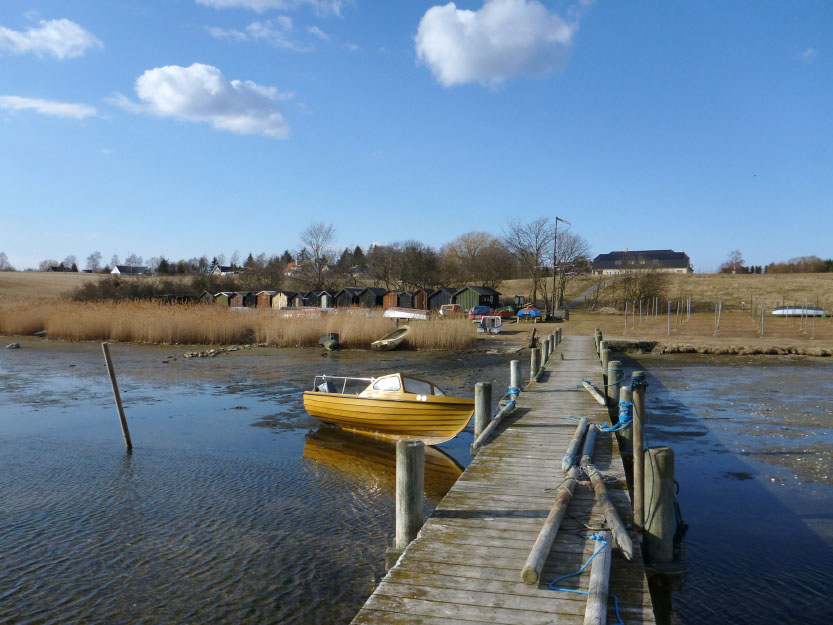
[761, 302, 766, 337]
[101, 343, 133, 451]
[624, 301, 628, 334]
[667, 301, 671, 336]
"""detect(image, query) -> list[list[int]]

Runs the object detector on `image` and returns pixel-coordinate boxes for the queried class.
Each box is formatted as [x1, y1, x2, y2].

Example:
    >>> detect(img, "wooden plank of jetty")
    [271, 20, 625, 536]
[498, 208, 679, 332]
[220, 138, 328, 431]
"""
[351, 335, 655, 625]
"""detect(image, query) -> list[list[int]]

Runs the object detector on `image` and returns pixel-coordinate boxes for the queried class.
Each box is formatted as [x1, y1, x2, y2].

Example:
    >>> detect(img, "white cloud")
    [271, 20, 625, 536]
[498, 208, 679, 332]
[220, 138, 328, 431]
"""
[196, 0, 342, 17]
[114, 63, 290, 139]
[0, 95, 97, 119]
[307, 25, 329, 41]
[800, 48, 819, 62]
[0, 18, 102, 60]
[415, 0, 577, 87]
[207, 17, 308, 50]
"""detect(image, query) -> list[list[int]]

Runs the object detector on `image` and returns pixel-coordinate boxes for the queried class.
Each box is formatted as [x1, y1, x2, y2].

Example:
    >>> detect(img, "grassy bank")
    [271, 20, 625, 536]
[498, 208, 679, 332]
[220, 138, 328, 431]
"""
[0, 301, 476, 350]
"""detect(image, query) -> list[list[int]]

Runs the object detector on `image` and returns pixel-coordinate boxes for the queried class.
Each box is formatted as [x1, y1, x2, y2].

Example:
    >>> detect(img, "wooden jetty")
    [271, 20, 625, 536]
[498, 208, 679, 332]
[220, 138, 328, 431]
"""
[352, 335, 656, 624]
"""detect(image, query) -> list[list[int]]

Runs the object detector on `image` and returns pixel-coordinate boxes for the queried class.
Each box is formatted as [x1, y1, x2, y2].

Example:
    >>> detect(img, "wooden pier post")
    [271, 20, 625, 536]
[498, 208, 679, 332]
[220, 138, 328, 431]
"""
[643, 447, 675, 563]
[584, 531, 613, 625]
[510, 360, 521, 397]
[631, 371, 647, 527]
[600, 347, 610, 391]
[101, 343, 133, 452]
[606, 360, 622, 418]
[618, 386, 634, 459]
[598, 340, 608, 365]
[556, 327, 562, 346]
[542, 337, 550, 365]
[386, 439, 425, 569]
[473, 382, 492, 442]
[531, 347, 541, 381]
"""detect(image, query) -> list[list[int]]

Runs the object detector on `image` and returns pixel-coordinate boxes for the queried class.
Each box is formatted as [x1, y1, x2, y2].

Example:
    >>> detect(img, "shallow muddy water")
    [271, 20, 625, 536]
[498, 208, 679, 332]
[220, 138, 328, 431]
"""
[627, 354, 833, 624]
[0, 339, 514, 625]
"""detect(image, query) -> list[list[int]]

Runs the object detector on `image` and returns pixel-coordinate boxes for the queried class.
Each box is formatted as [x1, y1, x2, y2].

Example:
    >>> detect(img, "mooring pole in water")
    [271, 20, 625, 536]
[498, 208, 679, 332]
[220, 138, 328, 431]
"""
[510, 360, 521, 397]
[643, 446, 675, 564]
[606, 360, 622, 420]
[632, 371, 647, 527]
[101, 343, 132, 452]
[531, 348, 541, 381]
[386, 439, 425, 569]
[473, 382, 492, 444]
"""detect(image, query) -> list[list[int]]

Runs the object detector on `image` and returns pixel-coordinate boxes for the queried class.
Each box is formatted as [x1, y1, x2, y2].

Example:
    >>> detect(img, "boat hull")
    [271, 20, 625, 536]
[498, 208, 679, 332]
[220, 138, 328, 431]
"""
[303, 391, 474, 445]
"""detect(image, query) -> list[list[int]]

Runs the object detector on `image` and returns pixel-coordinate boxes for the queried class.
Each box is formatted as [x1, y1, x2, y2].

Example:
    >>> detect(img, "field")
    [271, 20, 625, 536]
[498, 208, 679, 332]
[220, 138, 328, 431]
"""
[0, 272, 106, 301]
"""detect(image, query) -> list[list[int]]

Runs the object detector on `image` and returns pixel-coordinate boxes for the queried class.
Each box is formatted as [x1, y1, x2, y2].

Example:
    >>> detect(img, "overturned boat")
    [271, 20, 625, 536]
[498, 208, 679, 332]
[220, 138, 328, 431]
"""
[771, 305, 826, 317]
[302, 373, 474, 445]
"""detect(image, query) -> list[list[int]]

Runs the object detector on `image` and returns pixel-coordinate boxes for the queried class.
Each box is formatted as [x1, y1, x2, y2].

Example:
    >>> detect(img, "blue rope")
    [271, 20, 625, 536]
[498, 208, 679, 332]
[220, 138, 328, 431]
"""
[596, 401, 633, 432]
[630, 372, 648, 391]
[548, 534, 625, 625]
[508, 387, 520, 396]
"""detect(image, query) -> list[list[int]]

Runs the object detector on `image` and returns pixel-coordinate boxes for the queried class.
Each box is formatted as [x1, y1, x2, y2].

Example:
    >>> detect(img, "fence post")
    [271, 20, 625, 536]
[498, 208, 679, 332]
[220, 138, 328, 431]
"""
[101, 343, 133, 452]
[643, 447, 675, 564]
[386, 439, 425, 569]
[631, 371, 647, 527]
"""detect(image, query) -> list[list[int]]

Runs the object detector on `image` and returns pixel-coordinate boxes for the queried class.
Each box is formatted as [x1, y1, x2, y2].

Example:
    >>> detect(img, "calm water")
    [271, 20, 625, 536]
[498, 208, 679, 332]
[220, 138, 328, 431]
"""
[0, 340, 512, 625]
[3, 342, 833, 624]
[628, 355, 833, 624]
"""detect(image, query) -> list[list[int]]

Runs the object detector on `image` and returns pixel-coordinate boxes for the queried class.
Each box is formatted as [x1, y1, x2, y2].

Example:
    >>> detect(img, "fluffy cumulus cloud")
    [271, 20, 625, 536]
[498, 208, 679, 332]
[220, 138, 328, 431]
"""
[116, 63, 290, 139]
[0, 95, 97, 119]
[0, 18, 102, 60]
[196, 0, 342, 16]
[415, 0, 576, 87]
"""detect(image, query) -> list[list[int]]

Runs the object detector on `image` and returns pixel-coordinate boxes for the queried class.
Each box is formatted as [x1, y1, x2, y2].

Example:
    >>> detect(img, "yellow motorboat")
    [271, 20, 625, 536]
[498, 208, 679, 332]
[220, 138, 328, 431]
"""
[370, 325, 410, 351]
[303, 427, 464, 500]
[302, 373, 474, 445]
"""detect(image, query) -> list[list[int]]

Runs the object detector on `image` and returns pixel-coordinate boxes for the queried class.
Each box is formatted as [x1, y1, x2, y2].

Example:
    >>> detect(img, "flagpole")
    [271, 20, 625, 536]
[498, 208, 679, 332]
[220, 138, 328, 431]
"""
[551, 217, 558, 316]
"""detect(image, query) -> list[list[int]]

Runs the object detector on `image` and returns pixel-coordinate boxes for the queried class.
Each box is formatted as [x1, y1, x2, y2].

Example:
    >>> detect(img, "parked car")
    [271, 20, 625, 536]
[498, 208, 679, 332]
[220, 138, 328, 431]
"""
[517, 305, 541, 320]
[494, 305, 517, 319]
[439, 303, 465, 317]
[468, 305, 494, 321]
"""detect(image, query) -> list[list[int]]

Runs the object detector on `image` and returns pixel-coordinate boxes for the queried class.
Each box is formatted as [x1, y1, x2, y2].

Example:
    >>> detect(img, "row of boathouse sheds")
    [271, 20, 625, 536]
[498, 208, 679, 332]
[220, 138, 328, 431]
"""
[201, 286, 499, 311]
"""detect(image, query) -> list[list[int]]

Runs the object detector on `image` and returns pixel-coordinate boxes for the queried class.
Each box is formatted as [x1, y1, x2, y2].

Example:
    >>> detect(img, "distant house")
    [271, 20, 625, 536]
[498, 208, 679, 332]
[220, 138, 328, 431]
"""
[111, 265, 150, 276]
[271, 290, 297, 309]
[427, 287, 458, 310]
[256, 290, 277, 308]
[382, 290, 403, 310]
[200, 291, 216, 304]
[397, 291, 416, 308]
[453, 286, 500, 310]
[334, 287, 364, 308]
[47, 265, 71, 272]
[210, 265, 238, 276]
[591, 249, 692, 275]
[358, 287, 386, 309]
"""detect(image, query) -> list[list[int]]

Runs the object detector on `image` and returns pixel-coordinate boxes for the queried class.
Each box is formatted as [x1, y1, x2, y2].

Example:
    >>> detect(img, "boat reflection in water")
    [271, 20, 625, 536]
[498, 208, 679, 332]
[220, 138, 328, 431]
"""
[303, 427, 464, 501]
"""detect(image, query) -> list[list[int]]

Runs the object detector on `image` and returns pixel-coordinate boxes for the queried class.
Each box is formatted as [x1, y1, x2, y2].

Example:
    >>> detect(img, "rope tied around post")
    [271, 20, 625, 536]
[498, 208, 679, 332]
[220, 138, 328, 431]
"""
[630, 371, 648, 391]
[595, 401, 633, 433]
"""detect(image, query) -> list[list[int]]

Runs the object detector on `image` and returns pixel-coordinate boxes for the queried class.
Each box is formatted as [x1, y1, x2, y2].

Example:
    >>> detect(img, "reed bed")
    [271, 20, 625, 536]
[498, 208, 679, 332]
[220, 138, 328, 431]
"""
[0, 301, 477, 350]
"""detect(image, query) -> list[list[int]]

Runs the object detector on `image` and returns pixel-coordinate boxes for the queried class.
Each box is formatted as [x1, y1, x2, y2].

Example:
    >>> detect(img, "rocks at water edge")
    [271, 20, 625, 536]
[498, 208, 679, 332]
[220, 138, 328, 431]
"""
[182, 345, 255, 359]
[5, 343, 21, 349]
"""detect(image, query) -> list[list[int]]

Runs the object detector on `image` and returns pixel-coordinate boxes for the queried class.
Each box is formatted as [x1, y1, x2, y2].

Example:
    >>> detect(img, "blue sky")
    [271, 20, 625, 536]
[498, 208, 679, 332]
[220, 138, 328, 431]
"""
[1, 0, 831, 271]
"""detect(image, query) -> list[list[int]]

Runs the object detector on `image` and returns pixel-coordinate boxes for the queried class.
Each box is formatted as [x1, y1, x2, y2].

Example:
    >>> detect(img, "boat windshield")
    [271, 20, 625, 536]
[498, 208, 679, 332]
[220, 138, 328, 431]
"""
[373, 376, 401, 392]
[402, 377, 433, 395]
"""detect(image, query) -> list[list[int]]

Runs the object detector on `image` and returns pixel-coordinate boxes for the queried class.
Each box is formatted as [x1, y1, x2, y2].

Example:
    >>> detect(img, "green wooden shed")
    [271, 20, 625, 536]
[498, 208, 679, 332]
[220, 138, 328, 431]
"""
[453, 286, 501, 311]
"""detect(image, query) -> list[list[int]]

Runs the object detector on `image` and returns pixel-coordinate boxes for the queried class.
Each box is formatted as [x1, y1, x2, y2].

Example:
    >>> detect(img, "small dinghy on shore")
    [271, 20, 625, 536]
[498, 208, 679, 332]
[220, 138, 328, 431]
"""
[371, 325, 410, 351]
[771, 305, 826, 318]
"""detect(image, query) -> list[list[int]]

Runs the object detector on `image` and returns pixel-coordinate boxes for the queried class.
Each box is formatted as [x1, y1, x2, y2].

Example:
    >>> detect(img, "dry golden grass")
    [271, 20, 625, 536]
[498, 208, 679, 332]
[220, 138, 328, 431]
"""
[0, 301, 476, 350]
[641, 273, 833, 310]
[0, 272, 107, 302]
[498, 275, 600, 304]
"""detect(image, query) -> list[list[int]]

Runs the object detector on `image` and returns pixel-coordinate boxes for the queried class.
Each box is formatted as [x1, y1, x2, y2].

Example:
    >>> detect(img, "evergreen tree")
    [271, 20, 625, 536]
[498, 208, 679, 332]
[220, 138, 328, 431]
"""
[245, 252, 256, 269]
[280, 250, 294, 266]
[353, 245, 366, 271]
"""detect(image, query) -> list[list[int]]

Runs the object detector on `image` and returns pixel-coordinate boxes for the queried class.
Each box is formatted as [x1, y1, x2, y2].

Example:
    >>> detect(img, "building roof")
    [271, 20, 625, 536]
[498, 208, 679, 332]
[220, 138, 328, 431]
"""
[592, 249, 690, 270]
[363, 287, 387, 296]
[113, 265, 149, 274]
[335, 287, 365, 296]
[453, 285, 500, 296]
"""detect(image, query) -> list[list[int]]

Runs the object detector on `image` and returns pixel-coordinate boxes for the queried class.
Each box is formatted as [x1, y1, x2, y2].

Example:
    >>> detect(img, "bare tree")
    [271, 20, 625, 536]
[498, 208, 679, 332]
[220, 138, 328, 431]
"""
[719, 250, 745, 273]
[0, 252, 14, 271]
[300, 221, 336, 289]
[441, 231, 515, 289]
[366, 244, 397, 290]
[502, 217, 553, 308]
[553, 230, 591, 309]
[86, 251, 102, 272]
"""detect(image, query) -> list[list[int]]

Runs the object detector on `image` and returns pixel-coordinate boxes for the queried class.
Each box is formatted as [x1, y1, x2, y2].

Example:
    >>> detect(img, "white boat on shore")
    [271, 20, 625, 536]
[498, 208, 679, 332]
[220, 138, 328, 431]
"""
[770, 306, 826, 317]
[383, 307, 430, 321]
[477, 315, 503, 334]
